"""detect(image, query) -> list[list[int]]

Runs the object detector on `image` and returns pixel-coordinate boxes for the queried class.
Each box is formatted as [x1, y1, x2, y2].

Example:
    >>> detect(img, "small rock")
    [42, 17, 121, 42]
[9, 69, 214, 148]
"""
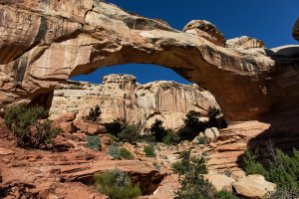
[233, 175, 276, 199]
[59, 122, 76, 134]
[204, 127, 219, 142]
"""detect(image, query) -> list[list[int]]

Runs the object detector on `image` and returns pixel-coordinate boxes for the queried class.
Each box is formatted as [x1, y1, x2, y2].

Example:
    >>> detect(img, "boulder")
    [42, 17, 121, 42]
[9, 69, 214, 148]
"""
[73, 120, 106, 135]
[204, 172, 235, 192]
[233, 175, 276, 199]
[204, 127, 219, 142]
[59, 122, 76, 134]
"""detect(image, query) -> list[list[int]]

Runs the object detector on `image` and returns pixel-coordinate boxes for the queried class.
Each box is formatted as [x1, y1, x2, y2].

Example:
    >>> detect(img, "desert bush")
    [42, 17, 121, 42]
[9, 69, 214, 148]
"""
[108, 145, 134, 160]
[150, 119, 167, 142]
[105, 121, 140, 144]
[242, 149, 267, 176]
[4, 105, 59, 149]
[143, 145, 156, 157]
[243, 145, 299, 191]
[86, 135, 101, 151]
[119, 147, 134, 160]
[197, 135, 209, 144]
[173, 150, 238, 199]
[172, 150, 192, 175]
[85, 105, 101, 122]
[179, 111, 207, 141]
[208, 107, 228, 129]
[162, 129, 180, 145]
[108, 145, 121, 160]
[117, 124, 140, 144]
[93, 168, 141, 199]
[215, 190, 240, 199]
[173, 150, 217, 199]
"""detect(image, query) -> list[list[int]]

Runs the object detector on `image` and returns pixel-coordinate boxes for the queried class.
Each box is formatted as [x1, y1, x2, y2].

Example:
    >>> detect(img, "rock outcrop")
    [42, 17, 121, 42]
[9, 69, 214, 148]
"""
[0, 1, 298, 121]
[293, 18, 299, 41]
[50, 74, 220, 130]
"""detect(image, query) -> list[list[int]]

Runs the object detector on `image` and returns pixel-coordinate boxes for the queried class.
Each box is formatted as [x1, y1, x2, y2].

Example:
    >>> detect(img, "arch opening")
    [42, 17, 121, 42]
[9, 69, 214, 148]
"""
[49, 63, 224, 132]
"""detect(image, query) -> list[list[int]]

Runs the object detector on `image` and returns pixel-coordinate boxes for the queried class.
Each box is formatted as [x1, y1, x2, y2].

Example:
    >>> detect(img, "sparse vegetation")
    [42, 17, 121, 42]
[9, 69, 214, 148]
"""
[108, 145, 121, 160]
[173, 150, 240, 199]
[162, 129, 180, 145]
[4, 105, 60, 149]
[93, 168, 141, 199]
[179, 111, 206, 141]
[105, 121, 140, 144]
[143, 145, 156, 157]
[108, 145, 134, 160]
[117, 124, 140, 144]
[215, 190, 240, 199]
[119, 147, 134, 160]
[86, 135, 101, 151]
[197, 135, 209, 144]
[85, 105, 101, 122]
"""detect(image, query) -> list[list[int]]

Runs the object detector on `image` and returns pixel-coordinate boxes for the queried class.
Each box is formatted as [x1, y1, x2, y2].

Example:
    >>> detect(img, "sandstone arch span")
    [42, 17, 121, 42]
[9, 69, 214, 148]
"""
[0, 0, 299, 121]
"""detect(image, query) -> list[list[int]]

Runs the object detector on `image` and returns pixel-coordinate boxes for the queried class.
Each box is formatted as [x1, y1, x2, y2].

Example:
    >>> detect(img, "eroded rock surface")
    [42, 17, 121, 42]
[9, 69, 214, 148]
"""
[50, 74, 220, 129]
[0, 0, 298, 121]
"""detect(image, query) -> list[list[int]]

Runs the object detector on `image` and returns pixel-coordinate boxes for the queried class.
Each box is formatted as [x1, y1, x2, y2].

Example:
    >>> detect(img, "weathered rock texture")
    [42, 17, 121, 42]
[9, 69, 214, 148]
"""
[50, 74, 220, 130]
[0, 1, 299, 121]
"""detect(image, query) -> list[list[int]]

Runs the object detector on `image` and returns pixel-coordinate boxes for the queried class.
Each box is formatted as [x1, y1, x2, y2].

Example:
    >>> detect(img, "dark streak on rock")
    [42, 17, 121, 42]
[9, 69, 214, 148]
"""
[33, 16, 48, 45]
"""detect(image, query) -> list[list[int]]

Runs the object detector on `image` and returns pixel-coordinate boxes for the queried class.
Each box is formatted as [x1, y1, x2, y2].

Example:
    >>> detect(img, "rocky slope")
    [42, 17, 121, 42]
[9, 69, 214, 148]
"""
[50, 74, 220, 130]
[0, 0, 298, 121]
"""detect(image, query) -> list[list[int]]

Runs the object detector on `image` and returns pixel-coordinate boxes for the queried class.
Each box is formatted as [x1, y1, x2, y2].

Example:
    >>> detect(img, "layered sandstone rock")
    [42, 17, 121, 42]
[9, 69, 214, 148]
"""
[0, 0, 298, 121]
[50, 74, 220, 130]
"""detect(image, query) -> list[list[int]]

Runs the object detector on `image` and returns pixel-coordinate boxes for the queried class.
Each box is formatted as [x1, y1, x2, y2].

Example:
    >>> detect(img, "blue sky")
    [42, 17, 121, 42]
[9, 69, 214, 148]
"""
[71, 0, 299, 84]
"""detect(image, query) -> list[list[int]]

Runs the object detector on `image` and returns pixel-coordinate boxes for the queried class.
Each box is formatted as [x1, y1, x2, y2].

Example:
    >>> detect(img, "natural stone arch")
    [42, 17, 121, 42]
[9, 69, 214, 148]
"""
[0, 0, 299, 121]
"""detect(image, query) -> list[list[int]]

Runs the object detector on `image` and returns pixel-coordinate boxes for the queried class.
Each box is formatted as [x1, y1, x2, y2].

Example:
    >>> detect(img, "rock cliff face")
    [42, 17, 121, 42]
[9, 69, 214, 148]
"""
[0, 0, 298, 121]
[50, 74, 220, 130]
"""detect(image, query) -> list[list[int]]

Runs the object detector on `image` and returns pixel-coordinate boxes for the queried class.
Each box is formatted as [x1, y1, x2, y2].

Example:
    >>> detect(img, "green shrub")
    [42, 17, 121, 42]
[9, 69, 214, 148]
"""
[162, 129, 180, 145]
[197, 135, 209, 144]
[108, 145, 121, 160]
[93, 168, 141, 199]
[172, 150, 192, 175]
[85, 105, 101, 122]
[173, 150, 216, 199]
[179, 111, 207, 141]
[243, 146, 299, 191]
[242, 149, 267, 176]
[86, 135, 101, 151]
[117, 124, 140, 144]
[108, 145, 134, 160]
[150, 119, 167, 142]
[119, 147, 134, 160]
[143, 145, 156, 157]
[215, 190, 240, 199]
[4, 105, 59, 149]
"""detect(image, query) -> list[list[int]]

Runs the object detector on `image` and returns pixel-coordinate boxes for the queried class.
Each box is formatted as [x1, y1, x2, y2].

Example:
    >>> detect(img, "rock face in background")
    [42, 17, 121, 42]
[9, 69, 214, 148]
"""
[50, 74, 220, 130]
[0, 0, 298, 121]
[293, 18, 299, 41]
